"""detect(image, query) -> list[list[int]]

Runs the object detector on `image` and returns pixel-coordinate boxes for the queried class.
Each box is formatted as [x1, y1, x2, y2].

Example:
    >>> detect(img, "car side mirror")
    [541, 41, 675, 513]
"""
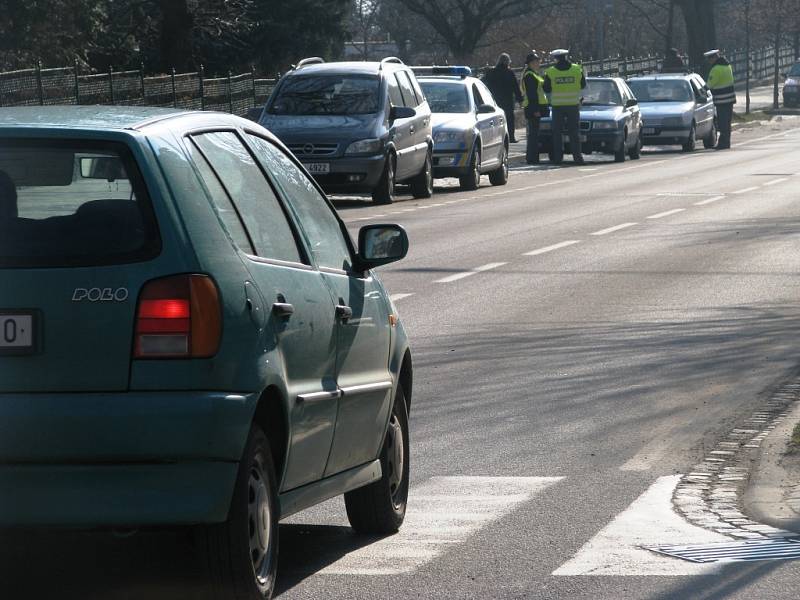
[625, 98, 638, 108]
[476, 104, 495, 114]
[389, 106, 416, 122]
[356, 224, 409, 270]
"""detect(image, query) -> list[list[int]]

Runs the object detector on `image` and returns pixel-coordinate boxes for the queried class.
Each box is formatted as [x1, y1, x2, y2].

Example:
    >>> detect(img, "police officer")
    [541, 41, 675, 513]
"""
[521, 52, 549, 164]
[705, 49, 737, 150]
[543, 49, 586, 165]
[483, 53, 523, 143]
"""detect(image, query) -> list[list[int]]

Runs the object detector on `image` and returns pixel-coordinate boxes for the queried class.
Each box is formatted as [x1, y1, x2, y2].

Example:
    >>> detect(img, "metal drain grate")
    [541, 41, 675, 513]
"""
[644, 538, 800, 564]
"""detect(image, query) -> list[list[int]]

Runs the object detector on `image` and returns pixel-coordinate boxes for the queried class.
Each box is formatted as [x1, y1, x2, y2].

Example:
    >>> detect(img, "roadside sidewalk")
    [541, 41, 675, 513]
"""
[744, 399, 800, 534]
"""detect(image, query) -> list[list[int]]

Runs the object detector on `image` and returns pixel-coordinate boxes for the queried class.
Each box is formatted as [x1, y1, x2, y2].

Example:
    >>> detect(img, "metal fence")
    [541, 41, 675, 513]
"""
[0, 64, 278, 116]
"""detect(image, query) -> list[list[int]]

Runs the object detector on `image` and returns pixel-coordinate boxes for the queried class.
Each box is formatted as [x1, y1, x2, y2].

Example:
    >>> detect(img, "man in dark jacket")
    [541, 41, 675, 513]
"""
[661, 48, 686, 73]
[483, 53, 523, 142]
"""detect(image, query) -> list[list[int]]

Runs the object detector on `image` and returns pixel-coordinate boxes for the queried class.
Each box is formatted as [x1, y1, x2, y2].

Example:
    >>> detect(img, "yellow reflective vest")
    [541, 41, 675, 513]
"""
[521, 69, 547, 108]
[707, 62, 736, 105]
[545, 63, 584, 106]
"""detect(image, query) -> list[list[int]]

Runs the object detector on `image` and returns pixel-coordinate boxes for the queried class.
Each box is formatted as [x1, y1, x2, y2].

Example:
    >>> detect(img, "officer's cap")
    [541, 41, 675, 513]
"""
[526, 52, 540, 63]
[703, 49, 720, 57]
[550, 49, 569, 58]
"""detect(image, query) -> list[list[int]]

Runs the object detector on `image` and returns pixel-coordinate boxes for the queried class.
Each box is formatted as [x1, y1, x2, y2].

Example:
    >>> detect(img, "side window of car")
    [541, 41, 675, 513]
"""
[186, 140, 254, 254]
[387, 75, 404, 108]
[246, 134, 353, 272]
[409, 73, 426, 104]
[395, 71, 418, 107]
[472, 84, 485, 107]
[475, 81, 496, 107]
[192, 131, 304, 264]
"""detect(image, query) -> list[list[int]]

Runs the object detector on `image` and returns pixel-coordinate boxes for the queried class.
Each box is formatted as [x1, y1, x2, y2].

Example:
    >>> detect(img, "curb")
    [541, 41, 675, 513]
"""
[672, 380, 800, 539]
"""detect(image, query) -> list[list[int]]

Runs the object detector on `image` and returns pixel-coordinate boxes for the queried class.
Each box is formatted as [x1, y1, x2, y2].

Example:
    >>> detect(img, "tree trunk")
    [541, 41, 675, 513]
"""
[665, 0, 675, 53]
[158, 0, 194, 72]
[675, 0, 717, 73]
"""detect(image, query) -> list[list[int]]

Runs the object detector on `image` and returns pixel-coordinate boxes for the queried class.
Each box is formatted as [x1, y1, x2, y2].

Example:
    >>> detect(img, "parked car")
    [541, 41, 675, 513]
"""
[0, 106, 414, 600]
[414, 66, 509, 190]
[783, 62, 800, 108]
[258, 57, 433, 204]
[539, 77, 643, 163]
[627, 73, 717, 151]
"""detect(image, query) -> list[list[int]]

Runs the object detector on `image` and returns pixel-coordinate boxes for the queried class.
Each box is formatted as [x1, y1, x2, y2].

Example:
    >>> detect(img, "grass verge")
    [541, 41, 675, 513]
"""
[790, 422, 800, 453]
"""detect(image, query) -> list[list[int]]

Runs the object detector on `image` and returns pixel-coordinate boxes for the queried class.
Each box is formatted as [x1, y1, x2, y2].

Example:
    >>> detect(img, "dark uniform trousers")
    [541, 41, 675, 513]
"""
[715, 103, 733, 148]
[499, 102, 516, 141]
[551, 105, 582, 163]
[526, 116, 541, 163]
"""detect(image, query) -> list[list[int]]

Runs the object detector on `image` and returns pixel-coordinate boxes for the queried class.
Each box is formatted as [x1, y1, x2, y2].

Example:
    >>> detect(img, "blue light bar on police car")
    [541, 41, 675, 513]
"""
[411, 66, 472, 78]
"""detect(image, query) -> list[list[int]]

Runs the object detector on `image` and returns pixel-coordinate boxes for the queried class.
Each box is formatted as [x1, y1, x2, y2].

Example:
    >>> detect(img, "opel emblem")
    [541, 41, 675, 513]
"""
[303, 143, 314, 155]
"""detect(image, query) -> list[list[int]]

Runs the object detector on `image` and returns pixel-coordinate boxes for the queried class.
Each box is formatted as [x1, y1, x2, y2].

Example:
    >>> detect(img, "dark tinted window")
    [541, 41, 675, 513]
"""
[789, 63, 800, 77]
[192, 132, 303, 264]
[269, 74, 381, 115]
[395, 71, 418, 107]
[0, 140, 159, 268]
[387, 76, 404, 107]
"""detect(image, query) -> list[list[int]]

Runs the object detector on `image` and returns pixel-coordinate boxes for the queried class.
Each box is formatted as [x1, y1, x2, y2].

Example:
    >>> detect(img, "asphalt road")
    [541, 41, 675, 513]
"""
[3, 117, 800, 600]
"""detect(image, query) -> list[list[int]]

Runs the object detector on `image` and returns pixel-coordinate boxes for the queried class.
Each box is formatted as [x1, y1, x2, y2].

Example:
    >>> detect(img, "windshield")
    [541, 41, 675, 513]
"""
[269, 74, 381, 116]
[582, 80, 622, 106]
[628, 79, 694, 102]
[789, 63, 800, 77]
[419, 81, 470, 113]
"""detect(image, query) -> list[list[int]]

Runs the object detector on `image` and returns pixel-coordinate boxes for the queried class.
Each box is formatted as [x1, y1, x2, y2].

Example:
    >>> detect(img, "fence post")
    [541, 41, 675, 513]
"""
[251, 65, 257, 106]
[198, 65, 205, 110]
[36, 60, 44, 105]
[74, 60, 80, 104]
[228, 70, 233, 113]
[171, 67, 177, 107]
[109, 65, 115, 105]
[139, 63, 146, 104]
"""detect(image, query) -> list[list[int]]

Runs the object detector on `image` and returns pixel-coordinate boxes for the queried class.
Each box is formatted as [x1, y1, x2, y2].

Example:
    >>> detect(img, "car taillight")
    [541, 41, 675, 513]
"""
[134, 274, 221, 359]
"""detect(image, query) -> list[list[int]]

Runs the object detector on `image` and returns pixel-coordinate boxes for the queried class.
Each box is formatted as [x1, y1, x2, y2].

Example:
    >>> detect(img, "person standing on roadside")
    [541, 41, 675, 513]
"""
[705, 49, 737, 150]
[521, 52, 549, 164]
[483, 53, 523, 143]
[661, 48, 686, 73]
[543, 48, 586, 165]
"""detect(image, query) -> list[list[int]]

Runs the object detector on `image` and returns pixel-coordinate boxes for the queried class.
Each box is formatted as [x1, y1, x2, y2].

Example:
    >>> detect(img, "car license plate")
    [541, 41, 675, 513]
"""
[0, 313, 34, 353]
[566, 135, 587, 143]
[643, 127, 656, 135]
[304, 162, 330, 174]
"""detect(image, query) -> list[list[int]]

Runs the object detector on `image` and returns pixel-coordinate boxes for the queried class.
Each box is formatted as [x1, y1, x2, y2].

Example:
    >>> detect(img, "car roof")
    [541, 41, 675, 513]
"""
[628, 73, 695, 80]
[587, 76, 624, 82]
[417, 76, 477, 85]
[287, 61, 403, 77]
[0, 106, 199, 131]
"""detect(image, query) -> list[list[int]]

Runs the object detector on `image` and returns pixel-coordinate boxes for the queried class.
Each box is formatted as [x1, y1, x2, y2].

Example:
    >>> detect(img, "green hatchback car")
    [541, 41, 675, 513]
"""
[0, 107, 413, 599]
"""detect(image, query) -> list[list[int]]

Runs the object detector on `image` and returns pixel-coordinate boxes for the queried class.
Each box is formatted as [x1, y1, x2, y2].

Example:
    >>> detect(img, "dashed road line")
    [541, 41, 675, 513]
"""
[390, 293, 414, 302]
[694, 195, 726, 206]
[590, 222, 637, 236]
[647, 208, 685, 219]
[523, 240, 581, 256]
[435, 262, 507, 283]
[763, 177, 788, 187]
[731, 186, 760, 195]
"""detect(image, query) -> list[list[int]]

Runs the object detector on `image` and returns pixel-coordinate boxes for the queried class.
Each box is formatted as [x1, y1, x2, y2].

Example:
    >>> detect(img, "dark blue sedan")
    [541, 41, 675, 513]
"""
[539, 77, 643, 163]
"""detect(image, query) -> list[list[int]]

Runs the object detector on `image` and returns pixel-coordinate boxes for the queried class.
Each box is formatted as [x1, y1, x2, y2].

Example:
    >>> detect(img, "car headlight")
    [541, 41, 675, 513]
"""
[433, 130, 464, 144]
[345, 138, 383, 155]
[592, 121, 618, 130]
[540, 122, 552, 131]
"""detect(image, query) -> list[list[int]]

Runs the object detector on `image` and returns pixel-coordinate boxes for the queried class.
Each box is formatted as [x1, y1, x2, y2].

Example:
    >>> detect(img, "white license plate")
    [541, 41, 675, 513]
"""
[304, 162, 330, 174]
[0, 314, 33, 350]
[643, 127, 656, 135]
[566, 135, 587, 142]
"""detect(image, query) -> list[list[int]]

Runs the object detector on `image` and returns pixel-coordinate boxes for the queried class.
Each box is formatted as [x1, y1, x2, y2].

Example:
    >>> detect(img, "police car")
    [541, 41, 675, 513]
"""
[413, 67, 509, 190]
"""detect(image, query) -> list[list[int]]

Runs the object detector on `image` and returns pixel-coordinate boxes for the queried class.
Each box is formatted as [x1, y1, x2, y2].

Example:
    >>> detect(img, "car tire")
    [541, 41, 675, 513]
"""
[614, 130, 627, 163]
[702, 122, 717, 149]
[459, 144, 481, 191]
[410, 149, 434, 199]
[488, 143, 509, 186]
[196, 425, 279, 600]
[682, 123, 696, 152]
[372, 154, 396, 204]
[629, 131, 642, 160]
[345, 386, 410, 534]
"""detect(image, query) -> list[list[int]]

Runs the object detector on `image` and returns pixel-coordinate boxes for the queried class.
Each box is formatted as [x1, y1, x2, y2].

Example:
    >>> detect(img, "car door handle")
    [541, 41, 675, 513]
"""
[272, 302, 294, 318]
[409, 126, 415, 134]
[335, 305, 353, 322]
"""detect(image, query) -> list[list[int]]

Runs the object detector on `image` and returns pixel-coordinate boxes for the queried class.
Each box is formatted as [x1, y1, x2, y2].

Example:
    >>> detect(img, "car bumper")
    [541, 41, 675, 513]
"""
[0, 390, 257, 526]
[301, 155, 386, 192]
[783, 89, 799, 105]
[432, 149, 471, 177]
[641, 125, 692, 146]
[539, 129, 624, 153]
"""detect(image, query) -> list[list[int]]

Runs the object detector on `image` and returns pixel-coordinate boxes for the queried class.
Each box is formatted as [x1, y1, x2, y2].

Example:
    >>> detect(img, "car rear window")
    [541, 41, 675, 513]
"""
[628, 79, 693, 102]
[583, 80, 623, 106]
[420, 81, 470, 113]
[0, 140, 159, 268]
[789, 63, 800, 77]
[268, 74, 381, 116]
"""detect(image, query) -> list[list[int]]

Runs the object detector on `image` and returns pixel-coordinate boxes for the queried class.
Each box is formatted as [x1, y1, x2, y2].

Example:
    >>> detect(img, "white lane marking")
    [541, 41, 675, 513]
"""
[319, 476, 564, 575]
[389, 293, 414, 302]
[578, 167, 600, 172]
[444, 200, 459, 204]
[372, 214, 387, 218]
[417, 205, 434, 209]
[523, 240, 581, 256]
[429, 203, 445, 207]
[553, 475, 727, 576]
[731, 186, 760, 195]
[435, 262, 507, 283]
[590, 222, 637, 236]
[647, 208, 685, 220]
[763, 177, 788, 187]
[694, 195, 726, 206]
